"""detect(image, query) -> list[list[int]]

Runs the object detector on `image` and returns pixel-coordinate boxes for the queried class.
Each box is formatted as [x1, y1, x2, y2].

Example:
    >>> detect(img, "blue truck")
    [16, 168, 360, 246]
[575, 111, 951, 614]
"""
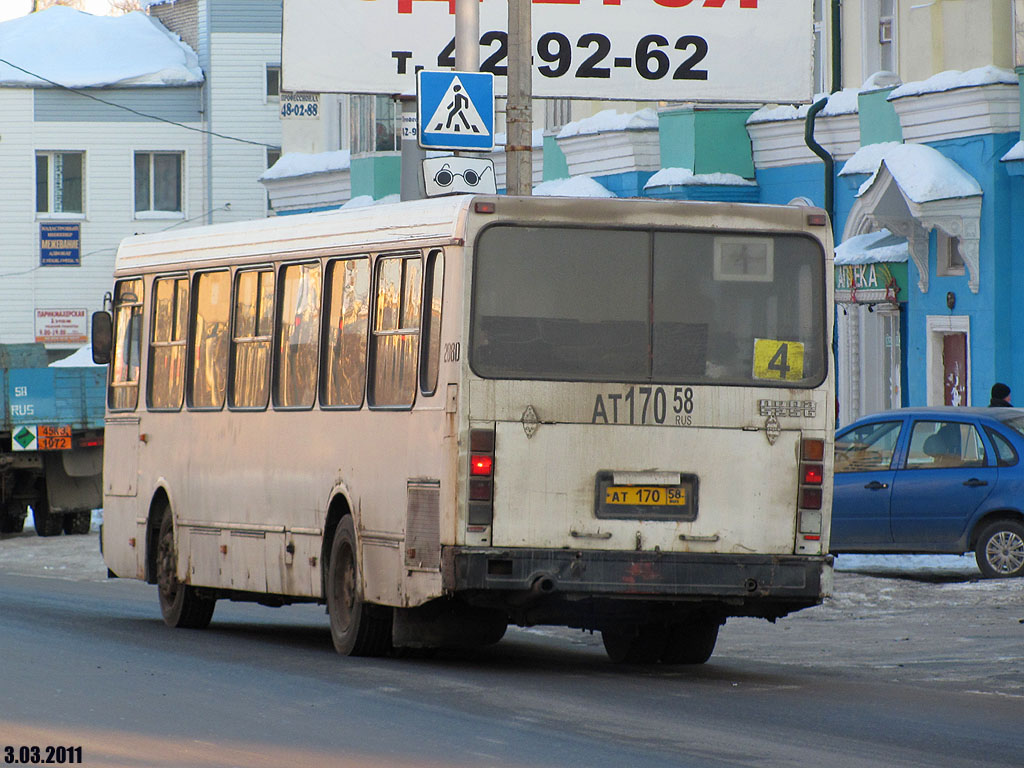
[1, 344, 105, 536]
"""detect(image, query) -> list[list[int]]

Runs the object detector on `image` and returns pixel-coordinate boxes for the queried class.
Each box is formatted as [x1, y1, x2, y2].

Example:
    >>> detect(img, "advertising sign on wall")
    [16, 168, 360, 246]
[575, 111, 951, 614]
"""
[35, 308, 89, 344]
[39, 222, 81, 266]
[283, 0, 814, 103]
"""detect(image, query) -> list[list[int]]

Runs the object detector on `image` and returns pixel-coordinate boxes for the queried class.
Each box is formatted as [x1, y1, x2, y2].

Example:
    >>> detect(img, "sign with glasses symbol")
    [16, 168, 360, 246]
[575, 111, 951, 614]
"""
[422, 156, 496, 197]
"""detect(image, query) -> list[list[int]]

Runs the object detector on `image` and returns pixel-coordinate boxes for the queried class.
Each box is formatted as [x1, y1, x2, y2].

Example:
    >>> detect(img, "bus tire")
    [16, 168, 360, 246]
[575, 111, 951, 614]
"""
[601, 624, 665, 664]
[156, 506, 216, 629]
[974, 519, 1024, 578]
[660, 617, 720, 665]
[327, 515, 391, 657]
[63, 510, 92, 535]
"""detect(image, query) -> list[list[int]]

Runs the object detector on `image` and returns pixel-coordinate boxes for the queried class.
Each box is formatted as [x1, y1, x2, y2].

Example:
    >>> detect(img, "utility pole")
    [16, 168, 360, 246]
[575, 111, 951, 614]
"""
[506, 0, 532, 196]
[455, 0, 480, 71]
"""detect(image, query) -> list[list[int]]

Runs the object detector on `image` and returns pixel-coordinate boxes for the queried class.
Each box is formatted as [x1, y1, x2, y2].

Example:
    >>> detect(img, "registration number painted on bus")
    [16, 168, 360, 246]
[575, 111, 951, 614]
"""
[591, 386, 694, 426]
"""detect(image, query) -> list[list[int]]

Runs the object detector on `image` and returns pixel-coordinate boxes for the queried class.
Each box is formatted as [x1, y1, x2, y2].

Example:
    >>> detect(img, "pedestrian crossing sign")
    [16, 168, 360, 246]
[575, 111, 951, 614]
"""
[417, 70, 494, 152]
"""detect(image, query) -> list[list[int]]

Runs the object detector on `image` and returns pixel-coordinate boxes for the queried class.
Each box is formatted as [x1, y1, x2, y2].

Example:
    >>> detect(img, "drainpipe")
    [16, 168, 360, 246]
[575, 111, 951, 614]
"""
[804, 98, 834, 231]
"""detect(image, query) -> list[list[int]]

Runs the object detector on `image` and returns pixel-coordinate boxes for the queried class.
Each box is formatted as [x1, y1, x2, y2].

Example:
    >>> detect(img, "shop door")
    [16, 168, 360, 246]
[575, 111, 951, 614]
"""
[942, 333, 967, 406]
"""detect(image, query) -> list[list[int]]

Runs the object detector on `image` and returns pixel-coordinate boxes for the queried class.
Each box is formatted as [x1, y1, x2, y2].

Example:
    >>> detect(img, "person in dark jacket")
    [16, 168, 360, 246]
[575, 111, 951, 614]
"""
[989, 382, 1012, 407]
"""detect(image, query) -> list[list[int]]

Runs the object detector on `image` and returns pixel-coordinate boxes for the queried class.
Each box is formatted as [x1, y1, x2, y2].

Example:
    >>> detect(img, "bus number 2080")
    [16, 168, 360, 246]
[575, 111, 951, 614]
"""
[591, 386, 694, 426]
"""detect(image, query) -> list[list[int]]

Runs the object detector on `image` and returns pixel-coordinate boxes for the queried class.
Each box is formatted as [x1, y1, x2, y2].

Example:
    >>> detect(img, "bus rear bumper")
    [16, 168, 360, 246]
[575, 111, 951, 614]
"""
[443, 547, 833, 620]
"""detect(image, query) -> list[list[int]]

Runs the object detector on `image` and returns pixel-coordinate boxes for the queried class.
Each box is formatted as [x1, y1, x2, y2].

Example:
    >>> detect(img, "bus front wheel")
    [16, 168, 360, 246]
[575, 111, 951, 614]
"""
[327, 516, 391, 657]
[156, 506, 216, 629]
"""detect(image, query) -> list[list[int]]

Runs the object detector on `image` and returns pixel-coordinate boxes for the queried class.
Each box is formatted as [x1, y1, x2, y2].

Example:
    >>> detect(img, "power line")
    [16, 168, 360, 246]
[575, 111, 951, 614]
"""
[0, 57, 280, 149]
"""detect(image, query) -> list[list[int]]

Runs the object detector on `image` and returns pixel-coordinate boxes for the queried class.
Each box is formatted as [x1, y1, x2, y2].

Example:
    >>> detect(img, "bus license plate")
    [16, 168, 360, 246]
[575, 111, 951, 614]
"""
[604, 486, 686, 506]
[595, 472, 698, 521]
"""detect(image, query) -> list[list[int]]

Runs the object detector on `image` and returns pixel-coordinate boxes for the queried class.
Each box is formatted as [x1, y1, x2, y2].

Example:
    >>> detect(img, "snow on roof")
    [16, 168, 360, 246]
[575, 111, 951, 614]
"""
[644, 167, 756, 189]
[341, 194, 401, 209]
[843, 142, 982, 203]
[747, 87, 860, 124]
[533, 176, 615, 198]
[492, 129, 544, 148]
[1002, 141, 1024, 163]
[0, 6, 203, 89]
[260, 150, 352, 182]
[834, 228, 909, 266]
[888, 65, 1017, 100]
[556, 108, 658, 139]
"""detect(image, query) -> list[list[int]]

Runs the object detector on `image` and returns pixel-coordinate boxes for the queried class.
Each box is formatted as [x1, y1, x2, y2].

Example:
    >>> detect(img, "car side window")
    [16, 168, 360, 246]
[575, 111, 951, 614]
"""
[834, 421, 902, 473]
[984, 427, 1018, 468]
[906, 421, 986, 469]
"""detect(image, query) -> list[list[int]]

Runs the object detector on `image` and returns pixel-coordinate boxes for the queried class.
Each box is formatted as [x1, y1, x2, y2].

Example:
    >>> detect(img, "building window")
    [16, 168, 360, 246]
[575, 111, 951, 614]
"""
[351, 94, 401, 153]
[864, 0, 897, 79]
[266, 148, 281, 211]
[813, 0, 828, 94]
[36, 152, 84, 214]
[937, 231, 965, 277]
[134, 152, 183, 215]
[544, 99, 572, 133]
[266, 65, 281, 98]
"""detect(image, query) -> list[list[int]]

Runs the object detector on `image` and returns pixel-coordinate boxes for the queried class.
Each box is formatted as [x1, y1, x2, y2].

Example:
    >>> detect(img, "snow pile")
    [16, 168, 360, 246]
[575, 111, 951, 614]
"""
[889, 65, 1017, 100]
[843, 142, 981, 202]
[533, 176, 615, 198]
[835, 229, 908, 265]
[645, 167, 756, 189]
[556, 108, 658, 138]
[0, 6, 203, 88]
[49, 345, 104, 368]
[833, 553, 979, 578]
[260, 150, 352, 182]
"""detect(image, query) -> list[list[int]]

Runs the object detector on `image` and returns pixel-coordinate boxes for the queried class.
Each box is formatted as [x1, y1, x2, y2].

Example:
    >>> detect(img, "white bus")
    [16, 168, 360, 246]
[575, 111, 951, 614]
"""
[93, 195, 834, 664]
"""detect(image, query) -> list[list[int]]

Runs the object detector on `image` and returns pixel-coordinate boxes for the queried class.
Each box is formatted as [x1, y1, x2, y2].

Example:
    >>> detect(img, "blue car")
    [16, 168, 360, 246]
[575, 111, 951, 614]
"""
[831, 407, 1024, 578]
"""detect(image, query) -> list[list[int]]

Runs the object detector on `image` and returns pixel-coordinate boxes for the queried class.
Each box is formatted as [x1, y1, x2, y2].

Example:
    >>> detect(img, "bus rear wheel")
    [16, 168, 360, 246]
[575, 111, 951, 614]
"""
[660, 617, 720, 665]
[327, 516, 391, 657]
[156, 506, 216, 629]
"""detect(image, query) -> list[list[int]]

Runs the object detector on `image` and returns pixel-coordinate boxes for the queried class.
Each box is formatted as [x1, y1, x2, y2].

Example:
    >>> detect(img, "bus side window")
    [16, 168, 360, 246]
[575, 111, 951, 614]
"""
[109, 278, 144, 411]
[274, 261, 322, 408]
[230, 268, 275, 409]
[189, 271, 231, 409]
[419, 249, 444, 396]
[371, 254, 421, 408]
[321, 257, 370, 408]
[148, 276, 189, 410]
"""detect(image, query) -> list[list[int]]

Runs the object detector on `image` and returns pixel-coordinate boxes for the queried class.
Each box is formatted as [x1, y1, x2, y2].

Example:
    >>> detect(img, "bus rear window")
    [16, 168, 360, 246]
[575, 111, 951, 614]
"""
[471, 225, 826, 387]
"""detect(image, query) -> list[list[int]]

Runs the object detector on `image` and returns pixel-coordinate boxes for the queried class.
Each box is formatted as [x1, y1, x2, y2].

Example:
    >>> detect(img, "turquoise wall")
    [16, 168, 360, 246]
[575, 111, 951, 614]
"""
[351, 154, 401, 200]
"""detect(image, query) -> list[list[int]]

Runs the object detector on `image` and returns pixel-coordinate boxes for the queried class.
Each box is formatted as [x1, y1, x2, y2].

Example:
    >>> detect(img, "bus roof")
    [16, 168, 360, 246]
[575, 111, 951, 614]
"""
[114, 195, 830, 273]
[114, 195, 476, 273]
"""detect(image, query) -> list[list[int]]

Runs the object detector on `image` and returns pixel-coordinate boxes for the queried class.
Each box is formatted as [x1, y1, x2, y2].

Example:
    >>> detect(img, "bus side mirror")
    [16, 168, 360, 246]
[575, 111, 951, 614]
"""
[91, 311, 112, 365]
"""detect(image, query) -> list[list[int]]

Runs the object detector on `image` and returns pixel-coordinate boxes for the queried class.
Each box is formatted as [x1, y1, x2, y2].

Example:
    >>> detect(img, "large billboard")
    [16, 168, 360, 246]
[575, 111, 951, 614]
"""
[283, 0, 814, 104]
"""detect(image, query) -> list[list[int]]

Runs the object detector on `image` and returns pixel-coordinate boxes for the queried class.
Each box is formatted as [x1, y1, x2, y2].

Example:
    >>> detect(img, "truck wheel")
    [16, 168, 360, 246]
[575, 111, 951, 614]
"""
[156, 506, 216, 628]
[660, 617, 721, 665]
[602, 624, 666, 664]
[62, 510, 93, 535]
[32, 497, 63, 538]
[974, 519, 1024, 578]
[327, 515, 391, 656]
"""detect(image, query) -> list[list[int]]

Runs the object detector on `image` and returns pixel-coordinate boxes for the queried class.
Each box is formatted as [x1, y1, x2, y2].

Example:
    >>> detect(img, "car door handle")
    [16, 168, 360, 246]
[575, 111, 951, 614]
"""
[963, 478, 989, 487]
[864, 481, 889, 490]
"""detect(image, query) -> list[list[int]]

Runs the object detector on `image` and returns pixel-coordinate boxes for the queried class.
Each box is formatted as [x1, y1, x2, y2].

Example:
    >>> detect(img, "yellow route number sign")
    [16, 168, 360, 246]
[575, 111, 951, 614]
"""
[753, 339, 805, 382]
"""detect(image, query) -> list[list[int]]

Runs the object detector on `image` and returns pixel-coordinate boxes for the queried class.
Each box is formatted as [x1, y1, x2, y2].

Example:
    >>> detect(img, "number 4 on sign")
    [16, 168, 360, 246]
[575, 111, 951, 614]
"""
[753, 338, 805, 382]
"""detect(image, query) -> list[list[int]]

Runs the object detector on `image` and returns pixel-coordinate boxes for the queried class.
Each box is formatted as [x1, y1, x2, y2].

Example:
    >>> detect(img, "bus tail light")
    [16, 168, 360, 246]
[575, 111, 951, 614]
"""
[798, 439, 824, 539]
[468, 427, 495, 526]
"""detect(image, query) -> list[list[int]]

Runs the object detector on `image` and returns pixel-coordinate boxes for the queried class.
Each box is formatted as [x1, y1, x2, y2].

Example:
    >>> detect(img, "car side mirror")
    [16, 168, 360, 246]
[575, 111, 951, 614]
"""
[91, 311, 112, 365]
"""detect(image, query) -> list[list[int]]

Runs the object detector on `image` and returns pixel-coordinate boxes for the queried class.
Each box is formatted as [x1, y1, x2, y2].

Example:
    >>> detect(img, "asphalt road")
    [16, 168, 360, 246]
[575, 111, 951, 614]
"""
[0, 534, 1021, 768]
